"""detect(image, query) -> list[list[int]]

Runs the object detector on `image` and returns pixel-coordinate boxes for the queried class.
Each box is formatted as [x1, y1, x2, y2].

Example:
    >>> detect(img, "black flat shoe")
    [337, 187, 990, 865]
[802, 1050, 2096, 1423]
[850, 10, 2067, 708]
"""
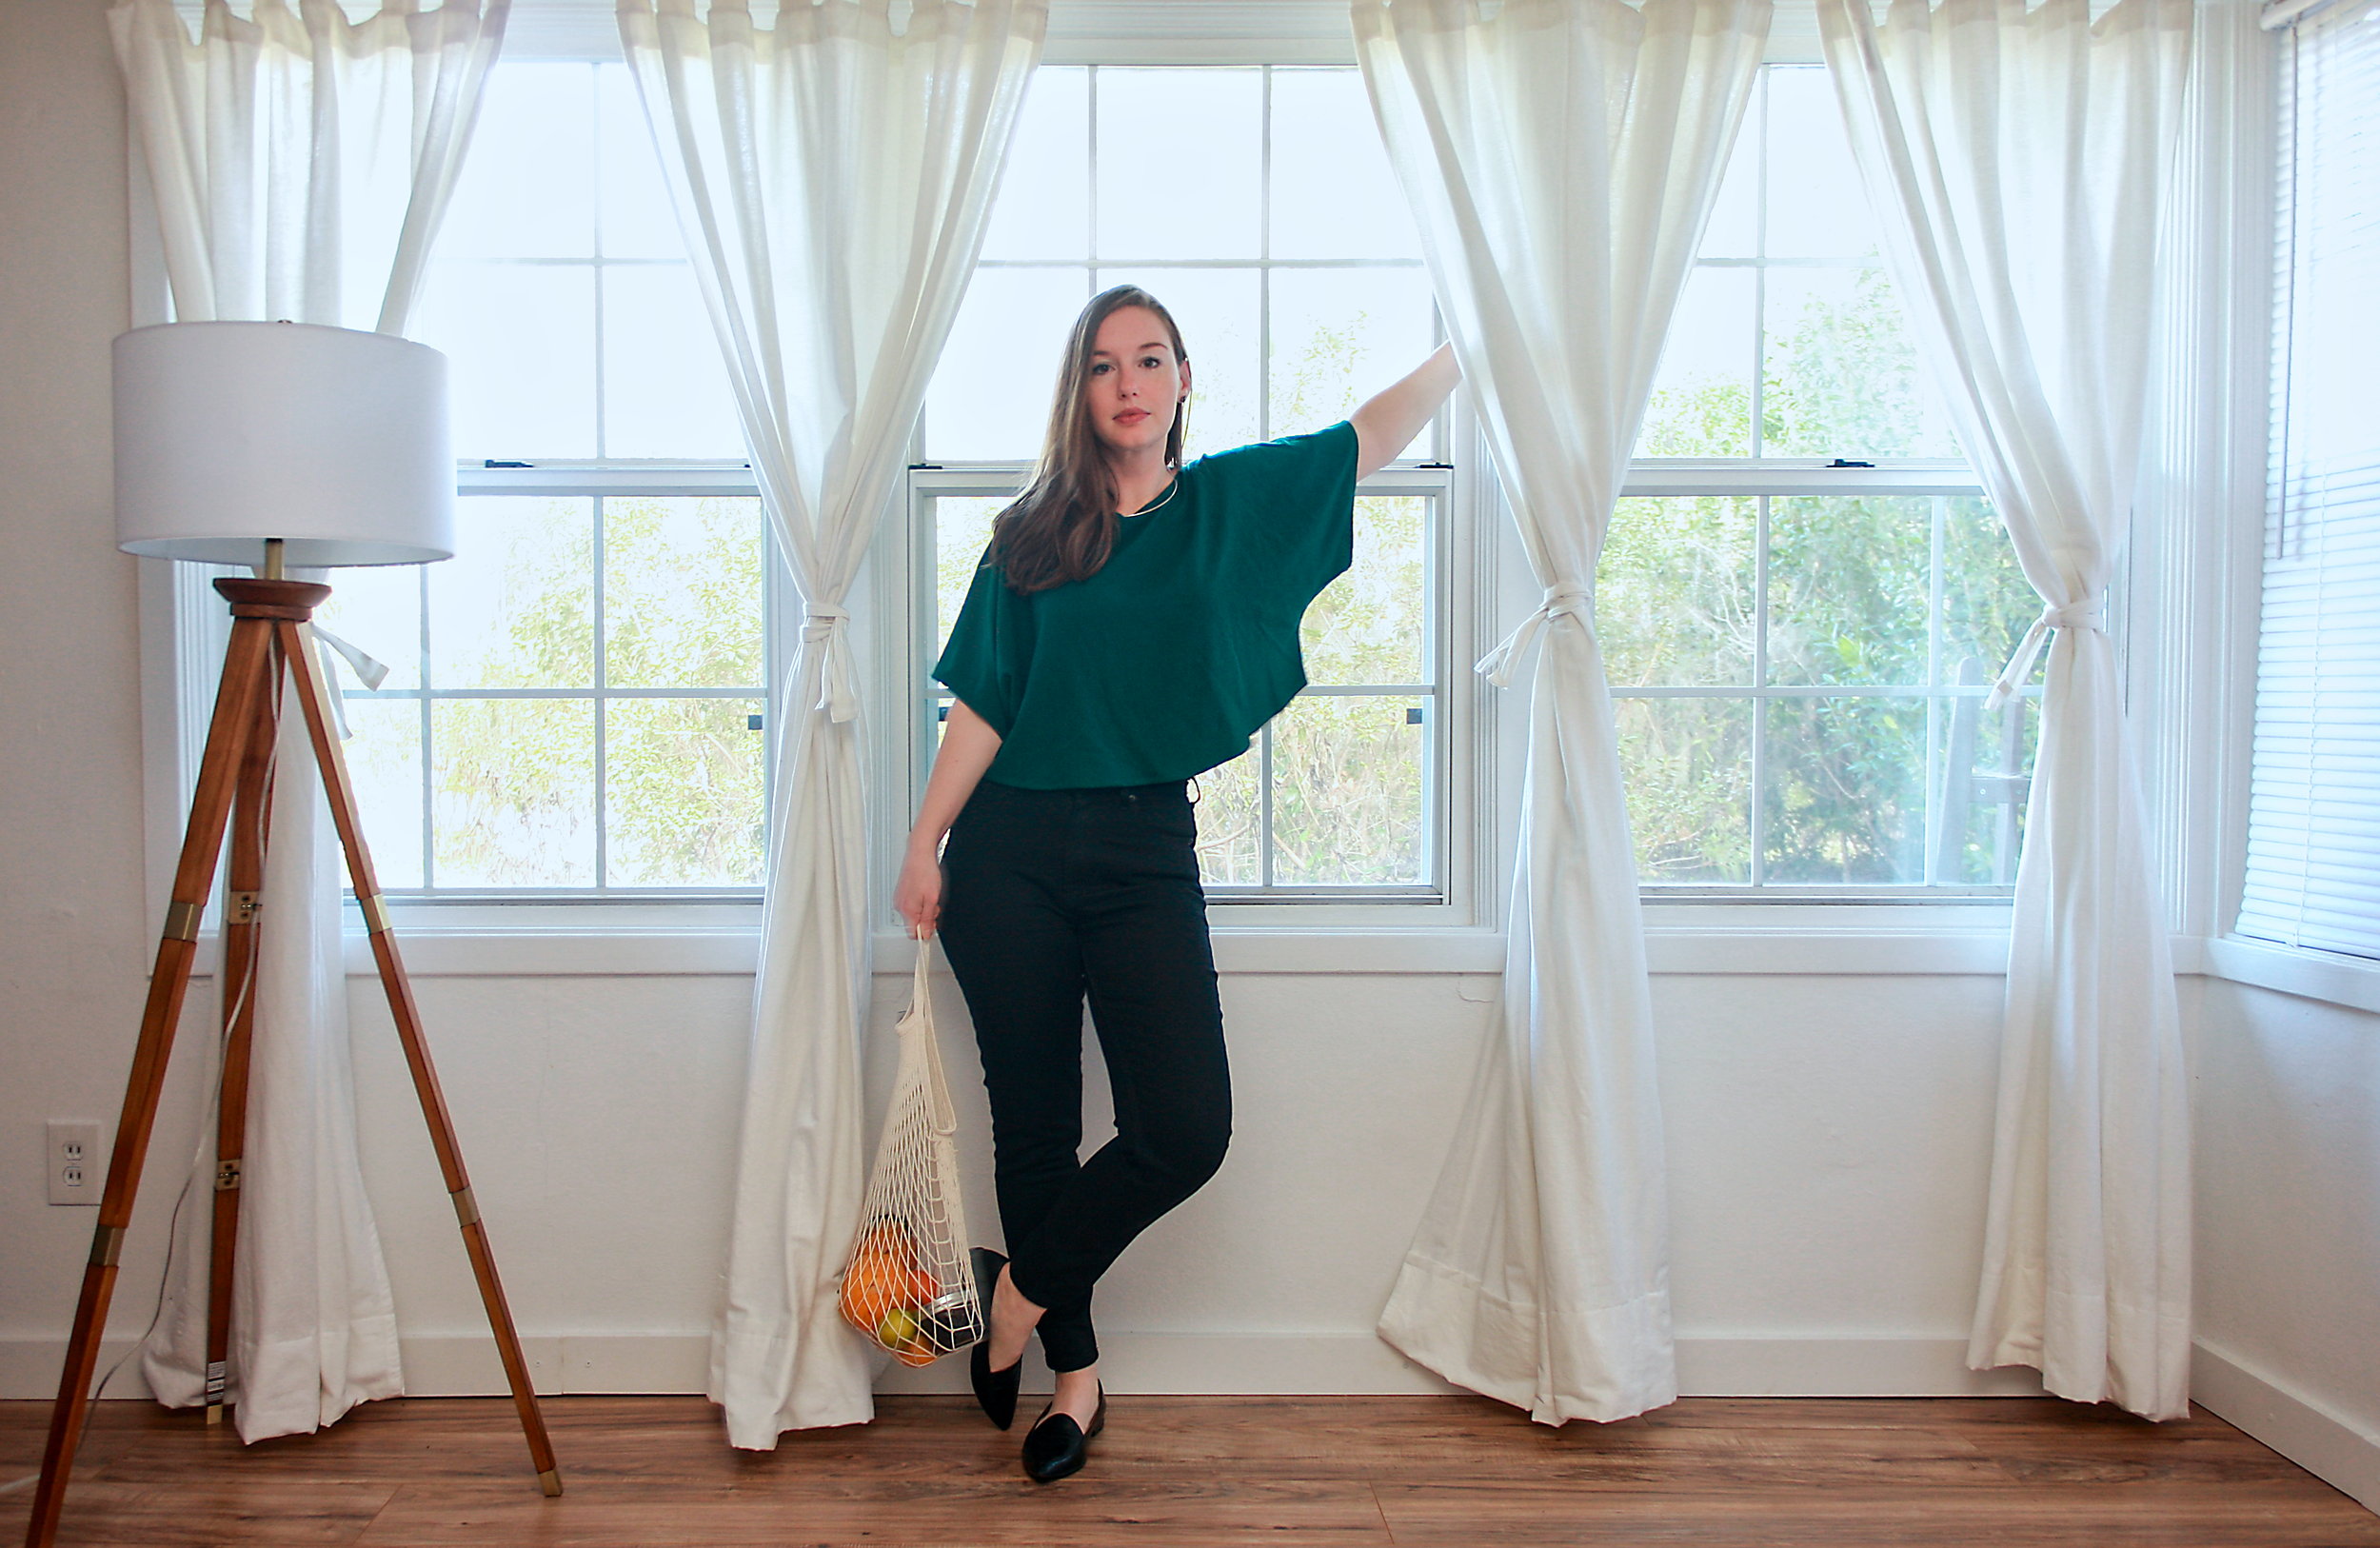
[968, 1247, 1020, 1431]
[1021, 1386, 1105, 1483]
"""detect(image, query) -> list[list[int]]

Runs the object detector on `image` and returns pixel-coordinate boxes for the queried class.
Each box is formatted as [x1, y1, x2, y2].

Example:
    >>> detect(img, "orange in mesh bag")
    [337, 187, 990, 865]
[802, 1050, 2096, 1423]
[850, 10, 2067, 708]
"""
[837, 936, 985, 1366]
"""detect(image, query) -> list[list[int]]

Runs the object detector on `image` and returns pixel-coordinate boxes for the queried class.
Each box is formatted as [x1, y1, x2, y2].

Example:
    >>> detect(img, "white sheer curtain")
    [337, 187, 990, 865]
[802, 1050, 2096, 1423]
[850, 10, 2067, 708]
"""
[1817, 0, 2194, 1420]
[1355, 0, 1767, 1424]
[111, 0, 507, 1442]
[618, 0, 1042, 1447]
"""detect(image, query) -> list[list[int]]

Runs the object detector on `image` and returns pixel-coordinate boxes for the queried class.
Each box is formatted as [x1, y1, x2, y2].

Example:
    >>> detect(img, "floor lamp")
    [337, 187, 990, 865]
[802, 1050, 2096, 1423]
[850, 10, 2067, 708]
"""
[23, 321, 560, 1548]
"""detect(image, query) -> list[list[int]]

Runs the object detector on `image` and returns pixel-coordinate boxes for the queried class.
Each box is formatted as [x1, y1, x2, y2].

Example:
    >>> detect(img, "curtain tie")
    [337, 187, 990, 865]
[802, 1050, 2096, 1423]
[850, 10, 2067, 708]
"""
[801, 603, 861, 724]
[1986, 596, 2105, 711]
[306, 625, 390, 741]
[1475, 583, 1593, 689]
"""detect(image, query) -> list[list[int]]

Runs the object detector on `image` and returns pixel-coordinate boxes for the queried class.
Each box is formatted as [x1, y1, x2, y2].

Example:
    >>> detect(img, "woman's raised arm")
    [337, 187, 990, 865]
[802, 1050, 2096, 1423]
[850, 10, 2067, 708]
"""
[1350, 342, 1460, 480]
[896, 698, 1003, 937]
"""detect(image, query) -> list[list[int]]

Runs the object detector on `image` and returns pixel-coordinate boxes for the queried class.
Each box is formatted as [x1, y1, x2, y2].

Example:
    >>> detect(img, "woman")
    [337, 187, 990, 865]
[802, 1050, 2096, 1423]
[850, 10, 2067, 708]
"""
[895, 284, 1457, 1482]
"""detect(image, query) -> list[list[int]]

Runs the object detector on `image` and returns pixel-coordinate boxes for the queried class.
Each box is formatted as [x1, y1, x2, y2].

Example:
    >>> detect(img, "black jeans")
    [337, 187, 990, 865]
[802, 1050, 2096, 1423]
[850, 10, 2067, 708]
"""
[937, 777, 1231, 1374]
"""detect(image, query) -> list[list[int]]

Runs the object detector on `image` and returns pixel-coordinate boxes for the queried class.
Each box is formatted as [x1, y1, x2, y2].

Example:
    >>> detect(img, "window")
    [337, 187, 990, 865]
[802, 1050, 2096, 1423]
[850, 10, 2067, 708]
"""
[320, 493, 768, 892]
[310, 48, 2042, 904]
[913, 65, 1454, 899]
[1608, 66, 2041, 892]
[316, 61, 773, 897]
[2237, 0, 2380, 961]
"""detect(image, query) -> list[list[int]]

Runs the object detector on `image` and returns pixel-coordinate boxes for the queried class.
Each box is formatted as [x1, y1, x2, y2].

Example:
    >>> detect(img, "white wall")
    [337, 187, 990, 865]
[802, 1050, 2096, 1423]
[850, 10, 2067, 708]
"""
[0, 0, 150, 1384]
[9, 959, 2044, 1400]
[9, 931, 2045, 1406]
[2188, 975, 2380, 1512]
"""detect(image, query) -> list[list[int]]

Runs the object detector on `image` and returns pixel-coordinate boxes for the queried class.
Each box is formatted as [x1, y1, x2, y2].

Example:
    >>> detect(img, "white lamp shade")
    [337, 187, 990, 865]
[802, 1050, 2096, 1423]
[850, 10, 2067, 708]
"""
[114, 321, 455, 566]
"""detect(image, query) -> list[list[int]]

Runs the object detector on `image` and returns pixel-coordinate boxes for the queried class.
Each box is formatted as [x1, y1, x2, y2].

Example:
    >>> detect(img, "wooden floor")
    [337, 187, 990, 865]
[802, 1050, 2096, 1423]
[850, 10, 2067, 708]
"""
[5, 1394, 2377, 1546]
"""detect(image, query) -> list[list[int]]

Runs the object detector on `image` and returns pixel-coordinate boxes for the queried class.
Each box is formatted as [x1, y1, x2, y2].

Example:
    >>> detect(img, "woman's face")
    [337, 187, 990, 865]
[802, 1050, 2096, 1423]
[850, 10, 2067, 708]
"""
[1084, 305, 1189, 460]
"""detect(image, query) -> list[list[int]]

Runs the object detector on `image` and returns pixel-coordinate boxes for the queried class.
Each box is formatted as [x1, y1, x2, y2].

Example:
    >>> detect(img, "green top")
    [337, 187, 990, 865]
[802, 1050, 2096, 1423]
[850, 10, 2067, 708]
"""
[934, 420, 1359, 789]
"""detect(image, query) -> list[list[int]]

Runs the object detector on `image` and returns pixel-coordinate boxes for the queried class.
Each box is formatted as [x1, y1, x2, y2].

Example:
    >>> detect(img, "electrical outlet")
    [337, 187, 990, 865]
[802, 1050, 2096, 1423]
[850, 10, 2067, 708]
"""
[48, 1121, 101, 1206]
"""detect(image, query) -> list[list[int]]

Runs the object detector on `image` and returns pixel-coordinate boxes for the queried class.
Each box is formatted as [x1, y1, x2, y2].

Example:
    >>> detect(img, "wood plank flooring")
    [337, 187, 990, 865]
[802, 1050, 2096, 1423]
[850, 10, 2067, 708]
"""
[5, 1394, 2376, 1547]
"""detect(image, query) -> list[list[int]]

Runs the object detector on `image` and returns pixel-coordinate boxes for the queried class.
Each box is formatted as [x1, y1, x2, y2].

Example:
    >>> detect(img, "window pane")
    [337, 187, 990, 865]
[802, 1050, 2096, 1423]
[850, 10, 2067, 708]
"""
[1762, 696, 1929, 883]
[934, 497, 1008, 661]
[1762, 266, 1955, 458]
[1268, 267, 1436, 442]
[982, 68, 1090, 262]
[431, 699, 597, 887]
[1698, 92, 1760, 260]
[438, 64, 595, 260]
[1095, 69, 1260, 260]
[603, 264, 743, 459]
[430, 498, 595, 689]
[1100, 266, 1260, 454]
[417, 264, 599, 461]
[1598, 497, 1757, 687]
[1636, 266, 1755, 456]
[925, 267, 1088, 460]
[604, 496, 765, 689]
[1269, 696, 1427, 885]
[1938, 496, 2035, 689]
[1767, 496, 1932, 686]
[316, 566, 422, 690]
[605, 697, 766, 886]
[1302, 495, 1427, 686]
[1616, 696, 1751, 883]
[1761, 66, 1874, 261]
[342, 699, 426, 890]
[1937, 690, 2036, 884]
[597, 63, 683, 261]
[1193, 746, 1261, 885]
[1268, 69, 1422, 261]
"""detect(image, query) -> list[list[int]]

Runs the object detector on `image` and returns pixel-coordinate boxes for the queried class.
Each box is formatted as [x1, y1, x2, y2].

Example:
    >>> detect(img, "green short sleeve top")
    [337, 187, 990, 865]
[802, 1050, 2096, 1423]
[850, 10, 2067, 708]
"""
[932, 420, 1359, 789]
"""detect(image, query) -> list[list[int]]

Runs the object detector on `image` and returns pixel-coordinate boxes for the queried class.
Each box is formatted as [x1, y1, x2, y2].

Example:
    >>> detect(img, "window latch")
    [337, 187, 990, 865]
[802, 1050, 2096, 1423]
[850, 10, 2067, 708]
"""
[483, 459, 533, 468]
[1826, 458, 1874, 469]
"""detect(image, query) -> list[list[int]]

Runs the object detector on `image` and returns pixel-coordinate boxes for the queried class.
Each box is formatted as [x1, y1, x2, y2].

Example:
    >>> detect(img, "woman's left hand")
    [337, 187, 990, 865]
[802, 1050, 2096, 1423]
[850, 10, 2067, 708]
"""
[895, 843, 943, 939]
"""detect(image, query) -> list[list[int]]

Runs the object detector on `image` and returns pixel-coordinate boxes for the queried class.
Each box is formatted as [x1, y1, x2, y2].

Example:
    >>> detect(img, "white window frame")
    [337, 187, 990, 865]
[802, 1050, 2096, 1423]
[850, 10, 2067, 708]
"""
[422, 463, 781, 901]
[1610, 462, 2032, 900]
[2153, 0, 2380, 1018]
[1606, 51, 2024, 902]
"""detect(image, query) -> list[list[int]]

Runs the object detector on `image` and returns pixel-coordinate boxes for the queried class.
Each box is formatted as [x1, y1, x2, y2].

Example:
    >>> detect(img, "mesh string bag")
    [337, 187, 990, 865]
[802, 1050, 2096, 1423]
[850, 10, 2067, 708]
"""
[837, 935, 984, 1365]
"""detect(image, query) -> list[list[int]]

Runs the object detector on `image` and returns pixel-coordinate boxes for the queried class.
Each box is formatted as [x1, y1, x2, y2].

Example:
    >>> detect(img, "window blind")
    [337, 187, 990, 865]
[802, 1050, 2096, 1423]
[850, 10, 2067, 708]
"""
[2238, 0, 2380, 958]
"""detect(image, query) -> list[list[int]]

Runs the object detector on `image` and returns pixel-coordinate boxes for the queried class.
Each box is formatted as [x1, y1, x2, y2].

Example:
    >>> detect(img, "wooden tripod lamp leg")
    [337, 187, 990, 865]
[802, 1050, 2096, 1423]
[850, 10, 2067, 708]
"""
[24, 617, 277, 1548]
[276, 620, 563, 1498]
[206, 664, 282, 1428]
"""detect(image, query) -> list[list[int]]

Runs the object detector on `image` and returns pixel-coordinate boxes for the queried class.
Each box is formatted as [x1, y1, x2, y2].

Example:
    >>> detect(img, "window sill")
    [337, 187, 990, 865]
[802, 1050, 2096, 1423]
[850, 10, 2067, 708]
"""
[172, 899, 2022, 980]
[2174, 935, 2380, 1018]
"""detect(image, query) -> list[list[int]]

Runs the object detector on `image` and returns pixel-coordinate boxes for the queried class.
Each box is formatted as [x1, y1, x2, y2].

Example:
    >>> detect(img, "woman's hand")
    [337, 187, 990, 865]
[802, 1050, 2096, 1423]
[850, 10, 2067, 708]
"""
[898, 699, 1004, 940]
[895, 841, 944, 939]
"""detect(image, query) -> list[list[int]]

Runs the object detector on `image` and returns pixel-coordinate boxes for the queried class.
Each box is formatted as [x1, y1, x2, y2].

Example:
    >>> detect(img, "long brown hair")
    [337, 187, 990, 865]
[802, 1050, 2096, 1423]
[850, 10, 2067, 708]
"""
[989, 285, 1189, 595]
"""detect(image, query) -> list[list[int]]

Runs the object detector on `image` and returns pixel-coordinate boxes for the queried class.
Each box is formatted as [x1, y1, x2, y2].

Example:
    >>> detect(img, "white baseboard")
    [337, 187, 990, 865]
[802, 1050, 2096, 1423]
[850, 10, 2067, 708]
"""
[0, 1340, 162, 1403]
[0, 1336, 691, 1405]
[0, 1332, 2041, 1403]
[1675, 1338, 2044, 1398]
[2192, 1340, 2380, 1514]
